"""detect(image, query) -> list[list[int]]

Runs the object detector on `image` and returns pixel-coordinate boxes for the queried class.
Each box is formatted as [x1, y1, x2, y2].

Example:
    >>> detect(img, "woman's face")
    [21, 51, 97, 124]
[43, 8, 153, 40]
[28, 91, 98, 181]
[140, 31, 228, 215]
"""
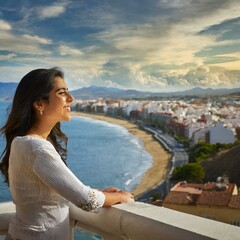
[42, 76, 74, 124]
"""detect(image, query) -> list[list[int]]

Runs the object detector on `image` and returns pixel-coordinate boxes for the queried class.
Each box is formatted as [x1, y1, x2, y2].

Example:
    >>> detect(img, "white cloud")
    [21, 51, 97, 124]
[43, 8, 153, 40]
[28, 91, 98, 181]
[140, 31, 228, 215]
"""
[143, 32, 213, 67]
[177, 65, 240, 88]
[92, 0, 240, 72]
[127, 63, 240, 91]
[94, 23, 213, 69]
[0, 31, 51, 55]
[0, 19, 11, 30]
[210, 61, 240, 71]
[104, 80, 123, 88]
[129, 64, 168, 88]
[22, 34, 52, 44]
[6, 53, 109, 89]
[58, 45, 84, 56]
[158, 0, 192, 9]
[181, 3, 240, 34]
[0, 53, 17, 60]
[210, 39, 240, 47]
[0, 20, 52, 55]
[37, 5, 66, 19]
[207, 53, 240, 70]
[0, 0, 239, 92]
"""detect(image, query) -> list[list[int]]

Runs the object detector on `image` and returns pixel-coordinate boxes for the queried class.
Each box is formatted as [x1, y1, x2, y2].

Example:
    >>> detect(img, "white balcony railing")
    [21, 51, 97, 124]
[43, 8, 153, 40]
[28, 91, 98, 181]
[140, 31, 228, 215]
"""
[1, 201, 240, 240]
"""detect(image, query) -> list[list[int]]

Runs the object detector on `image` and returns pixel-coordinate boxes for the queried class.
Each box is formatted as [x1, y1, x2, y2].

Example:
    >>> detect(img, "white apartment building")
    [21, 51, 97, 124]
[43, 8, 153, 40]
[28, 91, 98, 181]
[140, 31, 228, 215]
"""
[192, 127, 210, 144]
[209, 122, 235, 144]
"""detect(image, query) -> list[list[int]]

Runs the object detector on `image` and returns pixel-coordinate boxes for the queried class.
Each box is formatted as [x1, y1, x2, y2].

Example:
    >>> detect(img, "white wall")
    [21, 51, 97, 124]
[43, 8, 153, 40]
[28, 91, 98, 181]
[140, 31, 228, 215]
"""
[210, 122, 235, 144]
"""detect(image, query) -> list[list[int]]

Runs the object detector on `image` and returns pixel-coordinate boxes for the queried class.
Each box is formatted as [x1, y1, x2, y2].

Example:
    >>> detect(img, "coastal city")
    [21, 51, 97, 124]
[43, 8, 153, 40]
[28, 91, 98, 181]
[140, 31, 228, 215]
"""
[73, 96, 240, 146]
[72, 95, 240, 227]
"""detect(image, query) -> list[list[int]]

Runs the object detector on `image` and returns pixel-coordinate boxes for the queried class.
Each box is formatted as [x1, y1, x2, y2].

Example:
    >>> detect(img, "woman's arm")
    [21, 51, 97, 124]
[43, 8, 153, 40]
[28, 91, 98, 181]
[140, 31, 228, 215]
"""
[33, 145, 106, 211]
[33, 143, 134, 211]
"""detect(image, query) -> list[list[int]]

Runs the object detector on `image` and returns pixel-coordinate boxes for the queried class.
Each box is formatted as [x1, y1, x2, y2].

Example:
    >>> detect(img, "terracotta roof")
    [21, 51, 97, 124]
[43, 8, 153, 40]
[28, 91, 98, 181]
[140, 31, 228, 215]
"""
[164, 191, 198, 205]
[164, 182, 239, 208]
[229, 194, 240, 209]
[197, 183, 235, 207]
[173, 182, 204, 190]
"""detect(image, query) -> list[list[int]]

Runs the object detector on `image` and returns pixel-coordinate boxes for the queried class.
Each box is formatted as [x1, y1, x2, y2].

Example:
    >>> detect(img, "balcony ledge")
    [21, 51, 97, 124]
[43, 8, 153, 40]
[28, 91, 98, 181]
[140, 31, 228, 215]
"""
[1, 201, 240, 240]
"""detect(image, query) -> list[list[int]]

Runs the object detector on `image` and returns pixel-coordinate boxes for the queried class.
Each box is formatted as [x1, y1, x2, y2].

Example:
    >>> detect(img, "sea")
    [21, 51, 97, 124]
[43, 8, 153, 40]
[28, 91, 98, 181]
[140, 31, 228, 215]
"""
[0, 100, 152, 239]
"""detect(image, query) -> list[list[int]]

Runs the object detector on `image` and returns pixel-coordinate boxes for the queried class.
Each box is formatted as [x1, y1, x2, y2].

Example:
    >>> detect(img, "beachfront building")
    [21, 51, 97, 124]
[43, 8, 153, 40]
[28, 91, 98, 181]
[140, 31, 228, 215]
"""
[183, 121, 207, 139]
[72, 96, 240, 145]
[163, 180, 240, 227]
[125, 102, 142, 116]
[91, 100, 106, 113]
[168, 118, 188, 137]
[209, 122, 235, 144]
[191, 122, 235, 145]
[192, 127, 210, 144]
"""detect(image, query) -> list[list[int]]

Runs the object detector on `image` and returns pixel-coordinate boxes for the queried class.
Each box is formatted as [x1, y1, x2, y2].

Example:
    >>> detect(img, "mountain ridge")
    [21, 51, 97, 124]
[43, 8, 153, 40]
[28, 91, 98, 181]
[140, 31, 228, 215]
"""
[0, 82, 240, 100]
[70, 85, 240, 99]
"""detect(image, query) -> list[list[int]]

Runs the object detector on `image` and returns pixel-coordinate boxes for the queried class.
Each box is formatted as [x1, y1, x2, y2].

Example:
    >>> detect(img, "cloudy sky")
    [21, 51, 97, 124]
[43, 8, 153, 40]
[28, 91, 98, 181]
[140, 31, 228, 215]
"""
[0, 0, 240, 92]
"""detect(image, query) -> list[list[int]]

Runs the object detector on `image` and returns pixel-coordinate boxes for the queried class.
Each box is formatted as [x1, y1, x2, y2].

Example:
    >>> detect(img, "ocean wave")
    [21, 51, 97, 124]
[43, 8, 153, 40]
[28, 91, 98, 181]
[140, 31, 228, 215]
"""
[124, 172, 144, 191]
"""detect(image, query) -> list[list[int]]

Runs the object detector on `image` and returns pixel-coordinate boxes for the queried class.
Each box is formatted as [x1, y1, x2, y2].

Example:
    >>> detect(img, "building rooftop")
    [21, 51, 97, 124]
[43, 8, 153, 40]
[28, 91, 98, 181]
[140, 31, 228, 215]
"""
[228, 194, 240, 209]
[164, 181, 240, 209]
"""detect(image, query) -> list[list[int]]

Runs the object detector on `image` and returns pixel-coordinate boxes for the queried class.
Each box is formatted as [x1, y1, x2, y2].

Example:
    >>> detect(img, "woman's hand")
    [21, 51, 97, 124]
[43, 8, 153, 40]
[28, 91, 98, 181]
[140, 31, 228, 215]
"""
[102, 187, 135, 206]
[119, 190, 135, 203]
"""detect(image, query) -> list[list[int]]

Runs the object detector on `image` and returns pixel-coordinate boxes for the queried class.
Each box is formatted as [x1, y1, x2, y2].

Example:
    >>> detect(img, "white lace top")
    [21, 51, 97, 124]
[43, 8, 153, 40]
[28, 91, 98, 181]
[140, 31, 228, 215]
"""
[8, 136, 105, 240]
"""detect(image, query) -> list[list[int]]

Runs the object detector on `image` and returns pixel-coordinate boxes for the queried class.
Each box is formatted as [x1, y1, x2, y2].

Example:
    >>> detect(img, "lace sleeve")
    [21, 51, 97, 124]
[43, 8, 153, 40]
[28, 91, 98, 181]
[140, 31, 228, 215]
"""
[78, 188, 105, 211]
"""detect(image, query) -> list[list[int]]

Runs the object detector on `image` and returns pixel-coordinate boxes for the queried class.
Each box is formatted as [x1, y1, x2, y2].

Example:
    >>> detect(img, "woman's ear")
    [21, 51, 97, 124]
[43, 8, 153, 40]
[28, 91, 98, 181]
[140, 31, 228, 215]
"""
[33, 101, 44, 115]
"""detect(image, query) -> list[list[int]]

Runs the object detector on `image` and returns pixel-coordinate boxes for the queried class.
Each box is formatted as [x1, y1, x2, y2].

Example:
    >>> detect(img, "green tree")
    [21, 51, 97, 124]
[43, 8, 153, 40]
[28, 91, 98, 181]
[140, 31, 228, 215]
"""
[172, 163, 205, 183]
[188, 142, 235, 163]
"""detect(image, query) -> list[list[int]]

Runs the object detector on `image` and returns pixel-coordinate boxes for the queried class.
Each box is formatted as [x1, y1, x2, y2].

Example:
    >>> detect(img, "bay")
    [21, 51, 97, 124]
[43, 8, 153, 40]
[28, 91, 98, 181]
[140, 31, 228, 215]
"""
[0, 101, 152, 239]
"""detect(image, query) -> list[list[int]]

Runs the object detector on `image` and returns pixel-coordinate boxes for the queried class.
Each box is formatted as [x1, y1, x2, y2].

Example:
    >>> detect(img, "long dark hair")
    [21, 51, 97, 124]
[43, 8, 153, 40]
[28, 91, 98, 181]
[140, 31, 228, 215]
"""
[0, 67, 68, 185]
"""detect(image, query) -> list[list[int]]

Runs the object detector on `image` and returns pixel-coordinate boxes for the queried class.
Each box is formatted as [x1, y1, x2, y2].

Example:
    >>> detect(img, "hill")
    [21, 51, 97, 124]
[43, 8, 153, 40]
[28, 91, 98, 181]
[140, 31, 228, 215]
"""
[70, 85, 152, 99]
[1, 82, 240, 100]
[70, 85, 240, 100]
[201, 144, 240, 186]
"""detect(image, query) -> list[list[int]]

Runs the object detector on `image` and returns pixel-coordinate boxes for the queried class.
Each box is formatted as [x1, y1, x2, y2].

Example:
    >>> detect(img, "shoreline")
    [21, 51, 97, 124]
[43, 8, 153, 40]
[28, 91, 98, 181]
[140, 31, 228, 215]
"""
[72, 112, 171, 198]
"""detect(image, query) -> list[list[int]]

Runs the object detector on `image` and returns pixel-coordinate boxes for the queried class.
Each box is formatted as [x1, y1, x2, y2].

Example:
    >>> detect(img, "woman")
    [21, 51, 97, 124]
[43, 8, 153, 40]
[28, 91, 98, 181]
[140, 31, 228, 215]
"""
[0, 67, 134, 240]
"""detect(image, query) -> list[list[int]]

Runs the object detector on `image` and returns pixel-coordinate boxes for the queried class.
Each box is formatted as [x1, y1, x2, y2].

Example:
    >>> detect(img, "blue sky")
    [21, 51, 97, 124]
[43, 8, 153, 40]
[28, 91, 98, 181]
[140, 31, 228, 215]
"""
[0, 0, 239, 92]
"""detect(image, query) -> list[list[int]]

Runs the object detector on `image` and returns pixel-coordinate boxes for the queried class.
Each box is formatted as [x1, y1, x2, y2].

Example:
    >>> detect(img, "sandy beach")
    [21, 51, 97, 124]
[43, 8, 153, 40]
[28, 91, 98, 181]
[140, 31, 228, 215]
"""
[72, 112, 171, 198]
